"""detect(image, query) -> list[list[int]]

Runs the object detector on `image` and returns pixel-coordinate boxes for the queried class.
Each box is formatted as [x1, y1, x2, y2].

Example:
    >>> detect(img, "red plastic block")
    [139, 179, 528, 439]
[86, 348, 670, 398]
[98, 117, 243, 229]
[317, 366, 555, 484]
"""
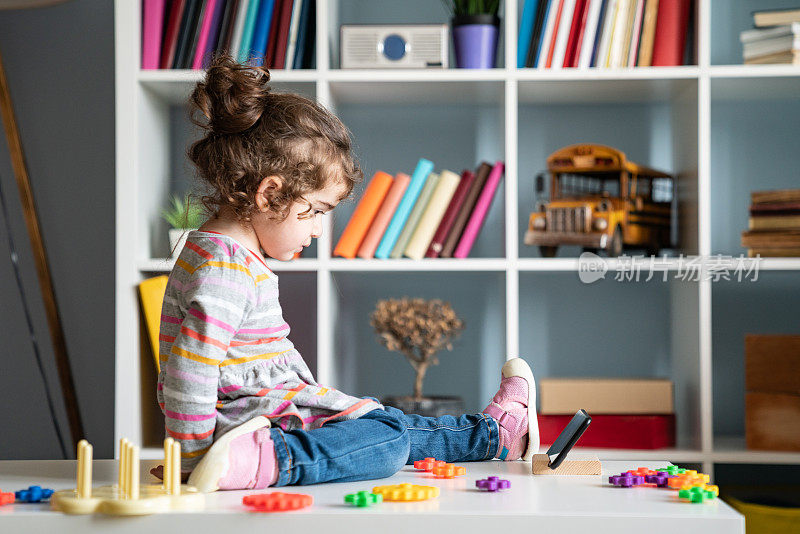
[0, 492, 14, 506]
[243, 492, 313, 512]
[414, 457, 446, 472]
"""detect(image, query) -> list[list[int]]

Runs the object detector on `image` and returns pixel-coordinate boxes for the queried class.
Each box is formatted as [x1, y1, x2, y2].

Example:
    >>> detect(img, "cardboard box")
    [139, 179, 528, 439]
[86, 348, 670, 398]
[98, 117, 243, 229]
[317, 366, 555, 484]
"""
[745, 335, 800, 394]
[745, 392, 800, 451]
[538, 378, 673, 415]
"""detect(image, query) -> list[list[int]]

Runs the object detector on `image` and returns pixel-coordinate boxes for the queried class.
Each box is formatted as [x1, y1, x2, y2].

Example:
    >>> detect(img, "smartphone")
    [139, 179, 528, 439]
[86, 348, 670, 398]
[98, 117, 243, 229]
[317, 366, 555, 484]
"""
[546, 409, 591, 469]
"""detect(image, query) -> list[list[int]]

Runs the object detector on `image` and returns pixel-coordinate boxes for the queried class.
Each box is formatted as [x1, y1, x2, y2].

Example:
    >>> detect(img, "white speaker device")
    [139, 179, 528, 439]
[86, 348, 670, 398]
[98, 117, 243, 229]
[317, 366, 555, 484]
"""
[341, 24, 449, 69]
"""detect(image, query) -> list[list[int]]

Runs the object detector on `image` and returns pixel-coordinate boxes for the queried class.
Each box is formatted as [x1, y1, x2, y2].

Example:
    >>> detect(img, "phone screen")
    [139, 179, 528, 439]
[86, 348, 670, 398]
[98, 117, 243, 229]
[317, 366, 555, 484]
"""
[546, 409, 591, 469]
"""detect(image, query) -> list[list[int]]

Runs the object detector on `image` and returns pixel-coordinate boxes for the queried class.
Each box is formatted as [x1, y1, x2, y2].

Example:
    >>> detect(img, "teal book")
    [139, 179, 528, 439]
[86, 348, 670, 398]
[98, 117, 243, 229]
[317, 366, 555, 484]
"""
[374, 158, 435, 259]
[237, 0, 262, 63]
[389, 172, 440, 258]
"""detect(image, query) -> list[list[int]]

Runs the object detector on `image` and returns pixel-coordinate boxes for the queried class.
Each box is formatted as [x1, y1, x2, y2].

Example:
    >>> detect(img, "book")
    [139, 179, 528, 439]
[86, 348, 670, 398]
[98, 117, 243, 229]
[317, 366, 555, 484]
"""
[426, 170, 476, 258]
[748, 247, 800, 257]
[527, 0, 553, 67]
[637, 0, 659, 66]
[293, 0, 315, 69]
[578, 0, 604, 68]
[741, 230, 800, 248]
[237, 0, 262, 63]
[745, 50, 800, 65]
[160, 0, 186, 68]
[626, 0, 645, 66]
[651, 0, 690, 66]
[743, 34, 800, 61]
[249, 0, 276, 66]
[551, 0, 577, 68]
[273, 0, 295, 69]
[565, 0, 590, 68]
[749, 214, 800, 231]
[440, 162, 492, 258]
[537, 0, 562, 68]
[539, 414, 676, 449]
[609, 0, 630, 67]
[390, 172, 440, 259]
[740, 23, 799, 44]
[619, 0, 638, 66]
[284, 0, 303, 69]
[518, 0, 540, 68]
[216, 0, 240, 55]
[595, 0, 618, 67]
[142, 0, 168, 69]
[539, 378, 674, 414]
[228, 0, 251, 60]
[404, 170, 462, 260]
[374, 159, 435, 259]
[333, 171, 394, 259]
[265, 0, 284, 67]
[192, 0, 226, 69]
[544, 0, 566, 68]
[183, 0, 209, 68]
[172, 0, 202, 69]
[754, 7, 800, 28]
[357, 173, 411, 259]
[453, 161, 505, 259]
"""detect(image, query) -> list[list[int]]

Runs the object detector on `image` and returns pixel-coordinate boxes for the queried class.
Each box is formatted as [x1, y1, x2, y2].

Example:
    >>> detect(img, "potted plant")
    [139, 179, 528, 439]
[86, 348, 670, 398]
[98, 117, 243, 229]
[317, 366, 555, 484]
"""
[442, 0, 502, 69]
[161, 194, 205, 257]
[370, 297, 465, 417]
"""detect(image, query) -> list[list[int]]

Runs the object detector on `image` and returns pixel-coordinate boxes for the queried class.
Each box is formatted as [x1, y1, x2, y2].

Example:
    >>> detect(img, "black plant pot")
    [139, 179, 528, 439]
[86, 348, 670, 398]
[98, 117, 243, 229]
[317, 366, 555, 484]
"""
[382, 395, 465, 417]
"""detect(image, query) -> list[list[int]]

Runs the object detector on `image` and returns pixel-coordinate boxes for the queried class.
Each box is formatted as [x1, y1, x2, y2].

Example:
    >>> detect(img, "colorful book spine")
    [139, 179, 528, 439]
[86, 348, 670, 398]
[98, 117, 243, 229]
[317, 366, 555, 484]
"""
[537, 0, 560, 67]
[595, 0, 618, 67]
[333, 171, 394, 259]
[273, 0, 295, 69]
[544, 0, 566, 68]
[651, 0, 690, 66]
[357, 173, 410, 259]
[249, 0, 276, 66]
[626, 0, 645, 66]
[551, 0, 576, 68]
[229, 0, 251, 60]
[528, 0, 552, 67]
[637, 0, 659, 66]
[578, 0, 603, 68]
[284, 0, 303, 69]
[374, 159, 435, 259]
[440, 162, 491, 258]
[390, 172, 441, 259]
[453, 161, 505, 259]
[160, 0, 186, 69]
[426, 170, 476, 258]
[518, 0, 540, 68]
[238, 0, 263, 63]
[292, 0, 312, 69]
[563, 0, 587, 68]
[142, 0, 167, 69]
[183, 0, 208, 69]
[194, 0, 227, 69]
[404, 170, 462, 260]
[217, 0, 241, 55]
[173, 0, 203, 69]
[265, 0, 284, 66]
[609, 0, 630, 68]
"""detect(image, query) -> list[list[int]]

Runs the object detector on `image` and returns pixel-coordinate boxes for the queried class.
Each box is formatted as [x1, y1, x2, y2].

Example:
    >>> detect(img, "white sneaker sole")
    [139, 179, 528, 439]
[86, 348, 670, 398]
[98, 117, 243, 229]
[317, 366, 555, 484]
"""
[501, 358, 539, 461]
[186, 415, 271, 493]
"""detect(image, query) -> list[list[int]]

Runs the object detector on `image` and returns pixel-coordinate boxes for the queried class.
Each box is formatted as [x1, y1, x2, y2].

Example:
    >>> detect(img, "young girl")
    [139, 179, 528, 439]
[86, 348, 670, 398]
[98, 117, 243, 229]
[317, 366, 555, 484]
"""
[156, 55, 539, 492]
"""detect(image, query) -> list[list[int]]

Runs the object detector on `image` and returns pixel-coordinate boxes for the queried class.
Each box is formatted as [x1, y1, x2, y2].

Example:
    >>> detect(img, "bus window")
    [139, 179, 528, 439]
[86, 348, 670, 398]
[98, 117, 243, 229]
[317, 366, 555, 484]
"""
[652, 177, 673, 202]
[555, 173, 620, 198]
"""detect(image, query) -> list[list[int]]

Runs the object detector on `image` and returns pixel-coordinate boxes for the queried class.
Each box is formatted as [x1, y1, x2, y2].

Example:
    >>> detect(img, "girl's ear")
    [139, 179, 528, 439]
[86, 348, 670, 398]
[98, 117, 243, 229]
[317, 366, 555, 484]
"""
[255, 175, 283, 212]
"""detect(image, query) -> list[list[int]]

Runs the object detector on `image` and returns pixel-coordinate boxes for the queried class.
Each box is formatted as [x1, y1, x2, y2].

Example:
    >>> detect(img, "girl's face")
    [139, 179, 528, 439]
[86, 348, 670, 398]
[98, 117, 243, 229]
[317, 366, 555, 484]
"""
[252, 178, 347, 261]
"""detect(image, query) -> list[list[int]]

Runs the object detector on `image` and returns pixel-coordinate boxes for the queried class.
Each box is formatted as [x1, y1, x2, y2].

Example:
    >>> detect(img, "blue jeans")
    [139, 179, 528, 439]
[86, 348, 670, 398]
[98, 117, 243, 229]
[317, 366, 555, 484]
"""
[268, 405, 500, 486]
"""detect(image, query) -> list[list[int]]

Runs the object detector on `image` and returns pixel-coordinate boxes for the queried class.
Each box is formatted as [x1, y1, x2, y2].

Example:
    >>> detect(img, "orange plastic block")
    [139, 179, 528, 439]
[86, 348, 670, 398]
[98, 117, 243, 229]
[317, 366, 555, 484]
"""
[626, 467, 658, 478]
[0, 491, 14, 506]
[372, 483, 439, 502]
[242, 492, 313, 512]
[431, 463, 466, 479]
[668, 471, 710, 490]
[414, 457, 446, 472]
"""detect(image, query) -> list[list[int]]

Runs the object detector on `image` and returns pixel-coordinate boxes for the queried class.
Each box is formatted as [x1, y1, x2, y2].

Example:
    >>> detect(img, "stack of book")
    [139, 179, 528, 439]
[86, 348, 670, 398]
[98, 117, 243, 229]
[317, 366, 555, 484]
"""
[538, 378, 676, 449]
[333, 159, 505, 260]
[740, 7, 800, 65]
[516, 0, 693, 69]
[142, 0, 316, 70]
[741, 189, 800, 257]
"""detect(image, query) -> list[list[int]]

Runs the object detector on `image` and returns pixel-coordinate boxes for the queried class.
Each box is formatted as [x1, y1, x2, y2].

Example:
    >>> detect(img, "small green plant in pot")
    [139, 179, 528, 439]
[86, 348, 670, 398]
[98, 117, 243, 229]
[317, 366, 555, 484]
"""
[162, 194, 205, 257]
[370, 297, 465, 417]
[441, 0, 502, 68]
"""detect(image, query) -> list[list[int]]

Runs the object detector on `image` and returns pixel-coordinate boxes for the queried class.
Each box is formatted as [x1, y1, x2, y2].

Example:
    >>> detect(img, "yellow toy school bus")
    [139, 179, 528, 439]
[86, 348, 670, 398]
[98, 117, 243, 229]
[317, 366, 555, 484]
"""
[524, 144, 675, 258]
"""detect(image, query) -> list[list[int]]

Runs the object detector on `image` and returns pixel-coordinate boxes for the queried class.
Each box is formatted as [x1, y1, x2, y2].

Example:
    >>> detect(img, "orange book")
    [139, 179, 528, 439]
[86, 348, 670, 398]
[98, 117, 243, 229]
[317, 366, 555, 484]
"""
[333, 171, 394, 258]
[356, 173, 410, 259]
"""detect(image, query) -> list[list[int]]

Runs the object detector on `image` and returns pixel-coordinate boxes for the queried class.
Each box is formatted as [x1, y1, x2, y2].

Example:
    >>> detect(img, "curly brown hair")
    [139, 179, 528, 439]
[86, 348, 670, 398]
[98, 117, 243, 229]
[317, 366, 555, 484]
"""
[187, 54, 362, 222]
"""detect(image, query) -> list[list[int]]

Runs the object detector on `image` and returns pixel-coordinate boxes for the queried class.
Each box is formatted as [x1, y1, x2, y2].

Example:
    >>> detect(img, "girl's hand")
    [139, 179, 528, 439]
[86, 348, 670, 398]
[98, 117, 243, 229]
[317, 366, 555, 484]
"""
[149, 464, 190, 483]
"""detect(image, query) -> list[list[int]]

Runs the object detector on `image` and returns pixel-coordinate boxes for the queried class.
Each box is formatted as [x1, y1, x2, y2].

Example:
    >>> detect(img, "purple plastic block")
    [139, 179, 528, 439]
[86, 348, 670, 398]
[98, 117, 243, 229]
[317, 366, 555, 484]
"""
[645, 473, 674, 487]
[608, 474, 646, 488]
[476, 476, 510, 492]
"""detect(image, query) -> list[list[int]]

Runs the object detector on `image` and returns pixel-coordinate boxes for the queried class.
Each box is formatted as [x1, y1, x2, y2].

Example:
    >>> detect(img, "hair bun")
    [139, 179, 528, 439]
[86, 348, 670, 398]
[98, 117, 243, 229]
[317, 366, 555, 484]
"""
[189, 54, 272, 135]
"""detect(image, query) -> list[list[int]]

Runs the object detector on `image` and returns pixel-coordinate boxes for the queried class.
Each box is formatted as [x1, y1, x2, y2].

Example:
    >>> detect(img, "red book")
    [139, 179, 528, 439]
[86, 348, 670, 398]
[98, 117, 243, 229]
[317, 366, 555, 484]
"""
[545, 0, 565, 68]
[564, 0, 587, 68]
[273, 0, 294, 69]
[160, 0, 187, 69]
[538, 414, 676, 449]
[425, 170, 475, 258]
[265, 0, 285, 67]
[651, 0, 691, 66]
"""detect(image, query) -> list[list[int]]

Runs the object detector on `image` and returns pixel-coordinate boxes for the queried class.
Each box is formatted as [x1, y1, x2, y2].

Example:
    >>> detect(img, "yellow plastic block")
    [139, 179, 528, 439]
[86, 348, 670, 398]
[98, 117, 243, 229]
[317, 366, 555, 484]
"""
[372, 483, 439, 502]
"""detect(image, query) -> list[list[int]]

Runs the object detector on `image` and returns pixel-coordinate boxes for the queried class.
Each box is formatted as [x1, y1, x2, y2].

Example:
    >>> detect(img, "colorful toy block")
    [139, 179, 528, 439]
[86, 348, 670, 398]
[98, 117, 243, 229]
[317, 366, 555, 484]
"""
[608, 473, 646, 487]
[431, 463, 466, 479]
[476, 476, 510, 492]
[15, 486, 53, 503]
[657, 466, 687, 476]
[678, 487, 717, 503]
[644, 473, 674, 487]
[668, 471, 710, 490]
[1, 491, 16, 506]
[414, 457, 446, 472]
[372, 483, 439, 502]
[243, 492, 313, 512]
[344, 491, 383, 507]
[626, 467, 659, 478]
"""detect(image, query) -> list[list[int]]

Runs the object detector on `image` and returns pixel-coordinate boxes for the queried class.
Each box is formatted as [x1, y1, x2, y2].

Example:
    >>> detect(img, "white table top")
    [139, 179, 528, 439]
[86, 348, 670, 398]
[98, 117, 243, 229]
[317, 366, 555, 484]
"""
[0, 459, 743, 533]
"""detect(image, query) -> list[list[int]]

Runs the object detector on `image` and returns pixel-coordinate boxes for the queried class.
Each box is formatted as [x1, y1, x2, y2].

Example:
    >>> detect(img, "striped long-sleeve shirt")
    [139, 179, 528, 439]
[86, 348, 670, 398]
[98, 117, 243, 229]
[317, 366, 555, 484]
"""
[156, 230, 381, 471]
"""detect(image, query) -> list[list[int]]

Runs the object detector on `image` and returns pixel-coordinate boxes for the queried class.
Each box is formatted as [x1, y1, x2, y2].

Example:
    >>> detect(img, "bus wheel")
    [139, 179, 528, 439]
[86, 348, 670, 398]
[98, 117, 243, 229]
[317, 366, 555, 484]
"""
[539, 246, 558, 258]
[646, 242, 660, 257]
[608, 226, 623, 257]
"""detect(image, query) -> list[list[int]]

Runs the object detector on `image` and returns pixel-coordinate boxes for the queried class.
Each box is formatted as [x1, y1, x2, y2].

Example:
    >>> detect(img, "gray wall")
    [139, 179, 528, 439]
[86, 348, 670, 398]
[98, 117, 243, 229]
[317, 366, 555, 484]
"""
[0, 0, 114, 459]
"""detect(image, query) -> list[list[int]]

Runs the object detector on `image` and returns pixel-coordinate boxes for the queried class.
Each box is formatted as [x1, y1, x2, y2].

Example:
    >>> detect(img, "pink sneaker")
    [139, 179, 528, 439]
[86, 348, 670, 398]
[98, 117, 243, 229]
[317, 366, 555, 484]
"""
[482, 358, 539, 461]
[187, 416, 278, 492]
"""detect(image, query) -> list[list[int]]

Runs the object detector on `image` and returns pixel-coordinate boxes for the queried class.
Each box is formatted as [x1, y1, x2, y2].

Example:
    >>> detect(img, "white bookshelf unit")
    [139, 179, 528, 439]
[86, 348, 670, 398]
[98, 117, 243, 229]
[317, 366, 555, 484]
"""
[115, 0, 800, 477]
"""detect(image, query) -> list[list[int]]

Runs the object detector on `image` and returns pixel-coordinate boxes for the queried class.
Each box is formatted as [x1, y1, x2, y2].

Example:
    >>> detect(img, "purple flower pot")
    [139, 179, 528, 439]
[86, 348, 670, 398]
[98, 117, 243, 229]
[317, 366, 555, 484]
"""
[452, 14, 501, 69]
